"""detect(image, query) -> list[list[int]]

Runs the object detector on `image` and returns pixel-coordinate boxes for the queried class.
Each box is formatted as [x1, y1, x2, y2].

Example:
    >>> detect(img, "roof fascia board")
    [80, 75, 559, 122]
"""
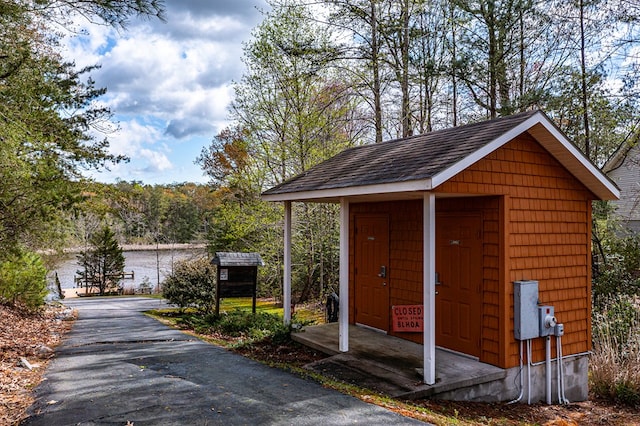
[431, 114, 544, 188]
[602, 143, 631, 173]
[261, 178, 433, 202]
[431, 112, 619, 200]
[528, 120, 620, 200]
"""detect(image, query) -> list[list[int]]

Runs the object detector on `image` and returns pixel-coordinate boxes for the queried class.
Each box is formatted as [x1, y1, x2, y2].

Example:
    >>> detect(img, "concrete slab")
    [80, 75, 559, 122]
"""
[293, 323, 506, 400]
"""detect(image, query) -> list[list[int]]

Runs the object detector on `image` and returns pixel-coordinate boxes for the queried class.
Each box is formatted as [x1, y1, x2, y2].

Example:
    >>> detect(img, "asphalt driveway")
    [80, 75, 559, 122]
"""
[23, 297, 425, 425]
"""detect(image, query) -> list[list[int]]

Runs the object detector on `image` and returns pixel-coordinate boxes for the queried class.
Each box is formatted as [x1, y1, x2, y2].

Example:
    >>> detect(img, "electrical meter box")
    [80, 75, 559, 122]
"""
[539, 305, 557, 337]
[514, 280, 539, 340]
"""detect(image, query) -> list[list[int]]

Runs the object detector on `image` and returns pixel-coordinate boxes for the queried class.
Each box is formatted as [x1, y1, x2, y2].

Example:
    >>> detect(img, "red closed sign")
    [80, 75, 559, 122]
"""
[392, 305, 424, 332]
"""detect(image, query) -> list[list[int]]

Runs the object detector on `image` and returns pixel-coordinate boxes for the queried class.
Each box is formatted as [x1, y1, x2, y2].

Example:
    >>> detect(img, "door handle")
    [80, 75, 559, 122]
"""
[378, 265, 387, 278]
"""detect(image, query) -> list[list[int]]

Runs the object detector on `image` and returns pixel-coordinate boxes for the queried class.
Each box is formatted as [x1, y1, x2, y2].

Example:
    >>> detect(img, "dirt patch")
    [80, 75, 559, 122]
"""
[230, 338, 328, 368]
[226, 338, 640, 425]
[0, 303, 75, 425]
[412, 398, 640, 425]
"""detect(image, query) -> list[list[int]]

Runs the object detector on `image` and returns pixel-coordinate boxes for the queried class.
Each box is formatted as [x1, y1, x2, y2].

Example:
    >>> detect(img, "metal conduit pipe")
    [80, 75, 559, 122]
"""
[529, 350, 592, 367]
[556, 337, 562, 404]
[558, 335, 569, 404]
[546, 336, 552, 405]
[508, 339, 525, 404]
[527, 339, 532, 405]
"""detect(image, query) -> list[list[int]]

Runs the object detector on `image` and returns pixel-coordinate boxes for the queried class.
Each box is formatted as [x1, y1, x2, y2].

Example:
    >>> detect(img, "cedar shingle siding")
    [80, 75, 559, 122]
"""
[348, 134, 592, 369]
[438, 133, 592, 368]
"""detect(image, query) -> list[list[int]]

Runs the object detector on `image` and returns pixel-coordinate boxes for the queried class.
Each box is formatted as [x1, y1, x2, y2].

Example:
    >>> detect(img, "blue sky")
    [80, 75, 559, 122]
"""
[63, 0, 268, 185]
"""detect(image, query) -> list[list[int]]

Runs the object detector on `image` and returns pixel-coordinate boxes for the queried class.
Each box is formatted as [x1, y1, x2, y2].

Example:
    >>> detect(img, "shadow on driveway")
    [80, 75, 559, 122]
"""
[23, 297, 426, 425]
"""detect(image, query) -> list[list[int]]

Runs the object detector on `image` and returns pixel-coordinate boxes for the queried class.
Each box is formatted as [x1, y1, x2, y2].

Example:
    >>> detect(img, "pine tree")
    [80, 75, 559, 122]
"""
[77, 226, 125, 296]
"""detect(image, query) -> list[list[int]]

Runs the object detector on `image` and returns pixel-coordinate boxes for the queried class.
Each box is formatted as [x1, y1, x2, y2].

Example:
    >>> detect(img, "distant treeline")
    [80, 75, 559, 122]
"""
[69, 181, 218, 247]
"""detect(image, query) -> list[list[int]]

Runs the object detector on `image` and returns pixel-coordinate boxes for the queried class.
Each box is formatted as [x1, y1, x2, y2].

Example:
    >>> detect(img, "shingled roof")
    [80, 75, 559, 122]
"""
[262, 109, 619, 202]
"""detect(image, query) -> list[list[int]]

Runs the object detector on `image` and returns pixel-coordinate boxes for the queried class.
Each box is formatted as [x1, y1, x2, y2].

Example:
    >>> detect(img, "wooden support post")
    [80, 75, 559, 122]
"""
[423, 193, 436, 385]
[339, 198, 349, 352]
[284, 201, 292, 325]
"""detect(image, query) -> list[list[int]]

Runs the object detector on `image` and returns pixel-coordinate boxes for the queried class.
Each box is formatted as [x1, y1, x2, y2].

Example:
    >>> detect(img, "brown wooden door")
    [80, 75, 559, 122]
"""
[354, 215, 390, 331]
[436, 213, 483, 357]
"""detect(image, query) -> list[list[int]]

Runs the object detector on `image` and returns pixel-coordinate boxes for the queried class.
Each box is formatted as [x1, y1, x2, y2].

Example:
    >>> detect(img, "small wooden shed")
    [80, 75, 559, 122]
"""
[262, 110, 619, 401]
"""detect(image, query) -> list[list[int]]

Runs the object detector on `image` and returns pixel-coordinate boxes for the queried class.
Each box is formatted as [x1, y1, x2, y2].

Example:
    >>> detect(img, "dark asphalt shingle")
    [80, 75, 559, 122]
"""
[263, 110, 539, 196]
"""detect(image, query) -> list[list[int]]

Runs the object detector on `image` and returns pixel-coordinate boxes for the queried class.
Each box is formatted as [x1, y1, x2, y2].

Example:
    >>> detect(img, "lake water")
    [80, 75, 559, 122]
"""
[49, 248, 207, 294]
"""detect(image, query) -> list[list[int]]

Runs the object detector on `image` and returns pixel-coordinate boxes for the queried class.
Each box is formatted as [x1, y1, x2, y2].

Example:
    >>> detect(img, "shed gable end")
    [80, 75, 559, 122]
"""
[438, 134, 592, 367]
[436, 133, 594, 199]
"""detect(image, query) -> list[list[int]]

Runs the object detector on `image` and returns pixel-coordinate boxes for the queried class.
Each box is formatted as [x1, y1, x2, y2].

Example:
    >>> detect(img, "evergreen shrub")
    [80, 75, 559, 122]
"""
[177, 309, 293, 345]
[0, 251, 48, 310]
[162, 257, 217, 314]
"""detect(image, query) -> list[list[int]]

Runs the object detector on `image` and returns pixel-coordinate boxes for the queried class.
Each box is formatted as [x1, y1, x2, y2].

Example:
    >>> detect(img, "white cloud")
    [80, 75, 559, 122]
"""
[164, 84, 233, 138]
[61, 0, 268, 184]
[69, 9, 255, 139]
[139, 148, 173, 172]
[88, 119, 175, 182]
[107, 119, 165, 156]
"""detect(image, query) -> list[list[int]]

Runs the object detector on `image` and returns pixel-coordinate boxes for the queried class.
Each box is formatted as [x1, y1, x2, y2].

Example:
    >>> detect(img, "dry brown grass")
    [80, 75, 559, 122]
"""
[590, 297, 640, 407]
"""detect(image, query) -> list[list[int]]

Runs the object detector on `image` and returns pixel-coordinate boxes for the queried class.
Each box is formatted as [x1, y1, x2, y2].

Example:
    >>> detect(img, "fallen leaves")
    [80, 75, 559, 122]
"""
[0, 303, 75, 425]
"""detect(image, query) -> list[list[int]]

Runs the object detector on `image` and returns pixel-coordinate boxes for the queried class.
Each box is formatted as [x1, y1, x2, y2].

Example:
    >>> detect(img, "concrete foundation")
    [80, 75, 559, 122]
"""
[426, 354, 589, 403]
[294, 323, 589, 404]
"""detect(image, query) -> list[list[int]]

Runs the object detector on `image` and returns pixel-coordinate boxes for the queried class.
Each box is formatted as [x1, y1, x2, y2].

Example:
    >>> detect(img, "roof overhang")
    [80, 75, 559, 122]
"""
[262, 111, 620, 203]
[261, 178, 433, 203]
[211, 252, 264, 266]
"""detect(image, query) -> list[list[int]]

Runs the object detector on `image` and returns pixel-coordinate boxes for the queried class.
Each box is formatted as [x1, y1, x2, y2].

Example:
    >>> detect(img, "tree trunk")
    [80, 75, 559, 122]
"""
[372, 1, 383, 143]
[401, 0, 412, 137]
[486, 0, 498, 118]
[450, 1, 458, 126]
[579, 0, 591, 160]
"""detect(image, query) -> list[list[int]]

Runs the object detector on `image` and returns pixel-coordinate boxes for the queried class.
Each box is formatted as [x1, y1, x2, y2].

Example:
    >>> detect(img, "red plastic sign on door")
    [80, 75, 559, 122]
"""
[392, 305, 423, 332]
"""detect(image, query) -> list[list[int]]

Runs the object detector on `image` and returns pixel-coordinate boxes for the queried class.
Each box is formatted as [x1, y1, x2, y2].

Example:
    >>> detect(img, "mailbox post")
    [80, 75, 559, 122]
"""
[212, 252, 264, 315]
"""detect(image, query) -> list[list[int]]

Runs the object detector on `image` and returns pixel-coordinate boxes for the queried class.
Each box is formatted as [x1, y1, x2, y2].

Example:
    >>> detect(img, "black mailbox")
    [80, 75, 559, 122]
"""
[212, 252, 264, 315]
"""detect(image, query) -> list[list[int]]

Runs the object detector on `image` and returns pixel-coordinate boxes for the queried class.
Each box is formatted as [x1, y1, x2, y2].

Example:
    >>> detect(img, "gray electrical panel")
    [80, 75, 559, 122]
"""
[514, 280, 539, 340]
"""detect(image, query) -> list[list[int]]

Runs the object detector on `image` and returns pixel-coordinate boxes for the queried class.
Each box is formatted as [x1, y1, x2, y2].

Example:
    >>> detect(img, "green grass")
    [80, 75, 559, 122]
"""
[146, 297, 324, 346]
[215, 297, 325, 324]
[146, 295, 324, 323]
[217, 298, 282, 315]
